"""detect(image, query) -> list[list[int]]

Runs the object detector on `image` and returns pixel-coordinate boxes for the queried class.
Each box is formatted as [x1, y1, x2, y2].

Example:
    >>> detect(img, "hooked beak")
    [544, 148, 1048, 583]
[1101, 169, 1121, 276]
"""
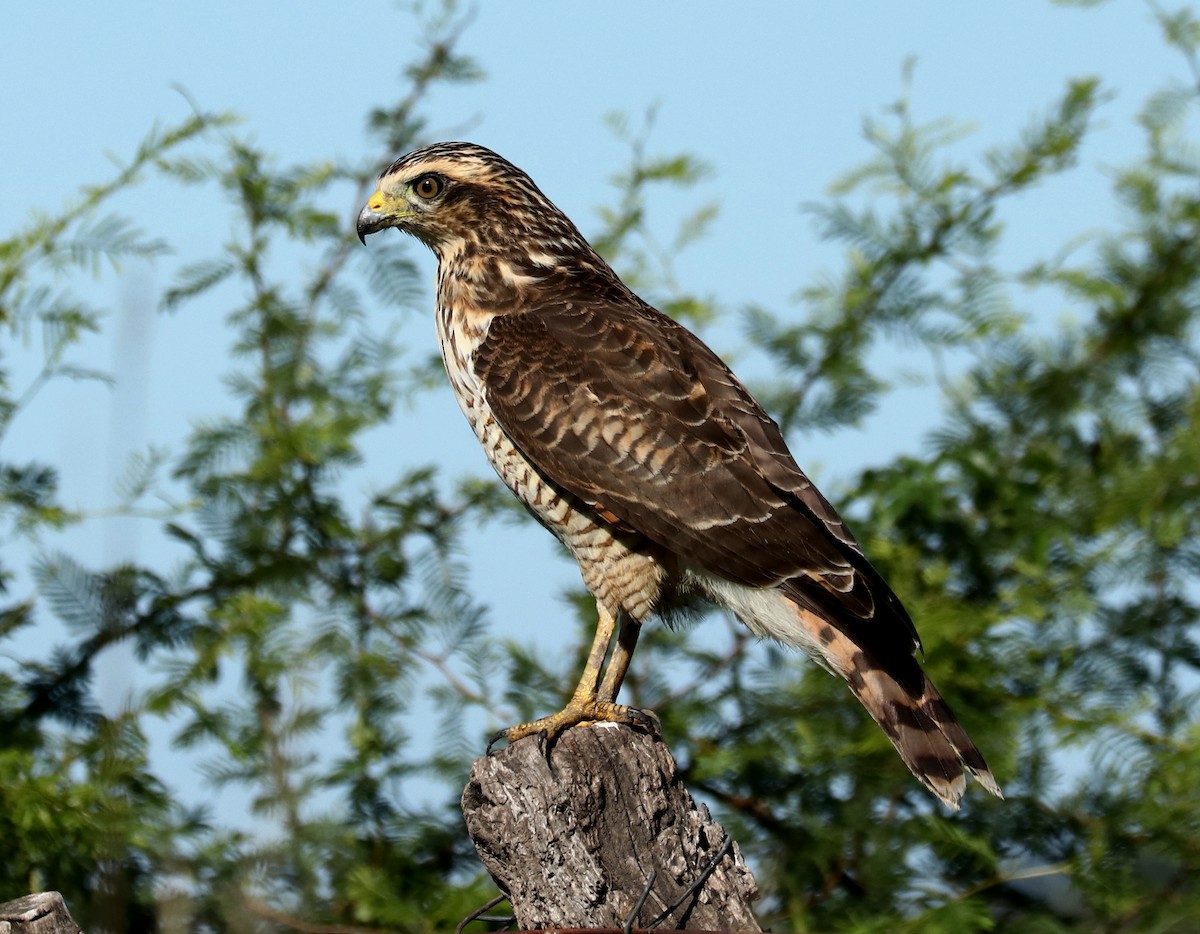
[356, 202, 391, 245]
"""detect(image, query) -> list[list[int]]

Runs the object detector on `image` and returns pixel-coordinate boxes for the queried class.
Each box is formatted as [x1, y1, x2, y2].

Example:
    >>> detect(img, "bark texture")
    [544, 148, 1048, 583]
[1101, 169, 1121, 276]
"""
[461, 723, 761, 931]
[0, 893, 81, 934]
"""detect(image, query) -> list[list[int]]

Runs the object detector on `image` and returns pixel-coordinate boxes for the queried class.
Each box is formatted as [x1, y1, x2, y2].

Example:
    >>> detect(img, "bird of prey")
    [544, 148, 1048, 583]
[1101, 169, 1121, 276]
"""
[357, 142, 1001, 809]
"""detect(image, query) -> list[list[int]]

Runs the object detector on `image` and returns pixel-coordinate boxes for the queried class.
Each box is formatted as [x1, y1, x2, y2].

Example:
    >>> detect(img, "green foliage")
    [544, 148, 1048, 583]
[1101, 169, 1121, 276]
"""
[606, 9, 1200, 931]
[2, 1, 1199, 932]
[2, 5, 496, 931]
[592, 105, 721, 327]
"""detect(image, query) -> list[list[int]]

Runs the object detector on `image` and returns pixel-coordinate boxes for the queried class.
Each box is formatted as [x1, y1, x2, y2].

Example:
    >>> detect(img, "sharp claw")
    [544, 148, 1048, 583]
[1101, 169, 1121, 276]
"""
[485, 728, 509, 756]
[486, 701, 660, 755]
[628, 707, 661, 734]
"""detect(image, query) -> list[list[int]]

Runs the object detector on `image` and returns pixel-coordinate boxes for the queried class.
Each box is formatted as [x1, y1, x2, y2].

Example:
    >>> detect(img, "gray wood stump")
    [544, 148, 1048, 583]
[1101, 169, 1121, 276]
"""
[0, 894, 81, 934]
[461, 723, 761, 931]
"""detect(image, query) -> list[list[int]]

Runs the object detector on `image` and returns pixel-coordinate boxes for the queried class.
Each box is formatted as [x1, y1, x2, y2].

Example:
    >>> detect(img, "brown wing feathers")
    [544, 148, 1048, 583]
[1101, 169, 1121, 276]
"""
[475, 300, 915, 639]
[474, 298, 1006, 805]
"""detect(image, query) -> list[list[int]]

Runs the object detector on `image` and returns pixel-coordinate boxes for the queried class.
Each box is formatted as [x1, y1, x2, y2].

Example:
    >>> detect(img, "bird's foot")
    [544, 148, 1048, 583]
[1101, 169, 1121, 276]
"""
[487, 698, 659, 754]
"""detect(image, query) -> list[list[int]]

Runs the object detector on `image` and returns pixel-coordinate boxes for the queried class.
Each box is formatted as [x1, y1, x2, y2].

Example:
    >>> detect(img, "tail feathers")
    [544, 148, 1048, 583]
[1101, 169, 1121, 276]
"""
[690, 571, 1001, 808]
[782, 596, 1002, 809]
[848, 663, 1003, 809]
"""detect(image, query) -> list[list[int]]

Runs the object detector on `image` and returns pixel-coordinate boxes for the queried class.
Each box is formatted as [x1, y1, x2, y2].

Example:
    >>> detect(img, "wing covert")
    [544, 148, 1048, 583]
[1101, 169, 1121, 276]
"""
[473, 298, 918, 650]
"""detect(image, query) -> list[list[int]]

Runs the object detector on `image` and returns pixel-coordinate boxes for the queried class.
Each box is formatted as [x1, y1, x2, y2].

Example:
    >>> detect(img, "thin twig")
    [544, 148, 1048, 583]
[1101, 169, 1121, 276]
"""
[623, 868, 658, 934]
[454, 892, 510, 934]
[410, 643, 492, 706]
[647, 833, 733, 928]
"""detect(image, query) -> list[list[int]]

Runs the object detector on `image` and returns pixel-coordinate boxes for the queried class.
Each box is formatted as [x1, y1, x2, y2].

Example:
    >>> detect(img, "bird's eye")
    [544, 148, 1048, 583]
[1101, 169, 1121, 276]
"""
[413, 175, 444, 200]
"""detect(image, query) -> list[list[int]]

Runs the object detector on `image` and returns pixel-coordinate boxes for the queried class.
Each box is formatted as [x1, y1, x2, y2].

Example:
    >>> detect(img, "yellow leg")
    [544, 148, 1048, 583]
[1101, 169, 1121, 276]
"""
[492, 605, 657, 749]
[597, 613, 641, 704]
[572, 602, 619, 700]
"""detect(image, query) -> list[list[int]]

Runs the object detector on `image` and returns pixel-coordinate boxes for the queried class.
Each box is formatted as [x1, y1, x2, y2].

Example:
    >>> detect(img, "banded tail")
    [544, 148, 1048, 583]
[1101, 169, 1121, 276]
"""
[699, 573, 1003, 809]
[830, 629, 1003, 809]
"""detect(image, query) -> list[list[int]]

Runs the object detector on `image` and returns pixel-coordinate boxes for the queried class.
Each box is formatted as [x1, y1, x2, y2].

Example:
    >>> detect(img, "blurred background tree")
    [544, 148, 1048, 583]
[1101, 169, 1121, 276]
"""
[1, 1, 1198, 932]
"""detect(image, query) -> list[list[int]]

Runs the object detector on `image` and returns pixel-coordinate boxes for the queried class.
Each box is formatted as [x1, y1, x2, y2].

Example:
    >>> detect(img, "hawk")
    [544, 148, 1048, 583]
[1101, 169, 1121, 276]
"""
[357, 142, 1001, 809]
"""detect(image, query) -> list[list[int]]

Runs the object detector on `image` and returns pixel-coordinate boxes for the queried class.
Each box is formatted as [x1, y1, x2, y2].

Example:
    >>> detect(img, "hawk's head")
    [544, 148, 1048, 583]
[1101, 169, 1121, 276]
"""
[357, 142, 592, 265]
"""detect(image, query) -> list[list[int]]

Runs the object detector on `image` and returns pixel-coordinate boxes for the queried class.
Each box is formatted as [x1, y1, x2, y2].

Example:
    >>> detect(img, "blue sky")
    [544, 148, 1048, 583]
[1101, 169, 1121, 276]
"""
[0, 1, 1179, 818]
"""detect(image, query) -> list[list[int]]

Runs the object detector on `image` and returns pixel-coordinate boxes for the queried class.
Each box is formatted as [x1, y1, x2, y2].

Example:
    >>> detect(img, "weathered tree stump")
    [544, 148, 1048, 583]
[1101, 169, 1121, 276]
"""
[0, 893, 81, 934]
[461, 723, 761, 931]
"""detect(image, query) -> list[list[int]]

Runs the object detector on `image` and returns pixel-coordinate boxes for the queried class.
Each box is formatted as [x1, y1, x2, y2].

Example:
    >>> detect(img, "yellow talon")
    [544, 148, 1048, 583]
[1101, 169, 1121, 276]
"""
[488, 698, 660, 754]
[485, 604, 655, 754]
